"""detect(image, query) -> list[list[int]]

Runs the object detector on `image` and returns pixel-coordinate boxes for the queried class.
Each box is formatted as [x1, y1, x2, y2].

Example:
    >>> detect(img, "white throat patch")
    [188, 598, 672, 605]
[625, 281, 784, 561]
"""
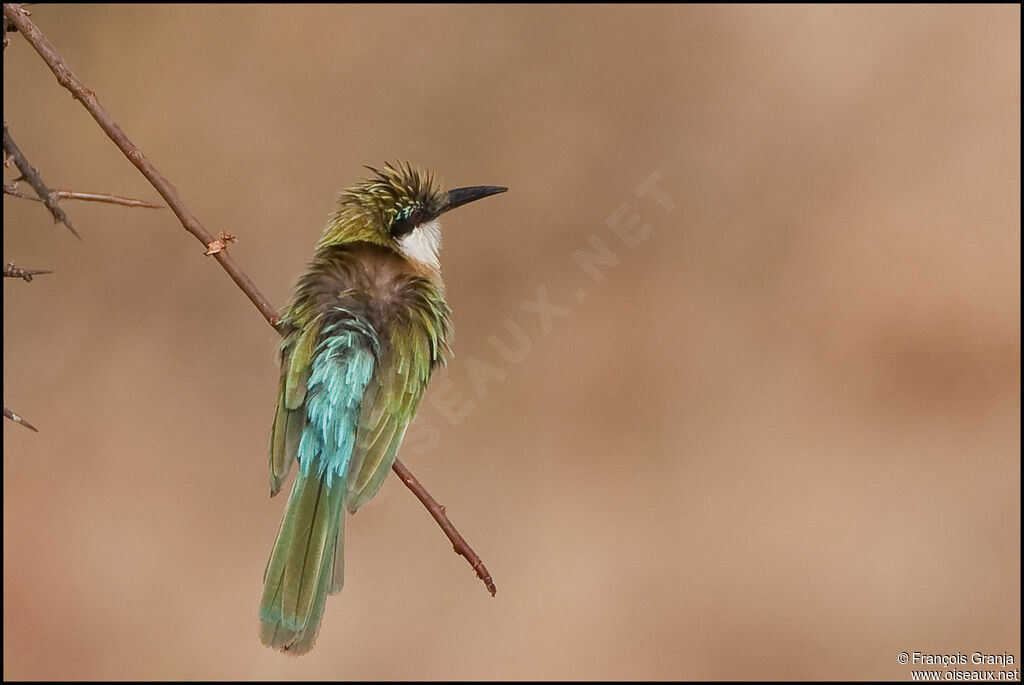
[397, 218, 442, 271]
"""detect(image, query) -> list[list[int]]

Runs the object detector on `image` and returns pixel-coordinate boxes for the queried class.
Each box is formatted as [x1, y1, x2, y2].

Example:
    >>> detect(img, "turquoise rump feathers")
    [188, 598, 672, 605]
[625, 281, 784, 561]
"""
[259, 162, 506, 655]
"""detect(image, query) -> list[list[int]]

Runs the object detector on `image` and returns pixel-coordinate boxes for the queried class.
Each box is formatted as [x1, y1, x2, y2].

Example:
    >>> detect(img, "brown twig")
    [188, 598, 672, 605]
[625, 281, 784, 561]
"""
[4, 183, 163, 208]
[4, 406, 39, 432]
[3, 120, 80, 239]
[4, 260, 52, 281]
[4, 3, 495, 596]
[393, 460, 497, 596]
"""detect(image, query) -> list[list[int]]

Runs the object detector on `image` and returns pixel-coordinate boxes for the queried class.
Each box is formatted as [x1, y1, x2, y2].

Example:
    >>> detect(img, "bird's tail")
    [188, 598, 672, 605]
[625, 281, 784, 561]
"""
[258, 468, 346, 655]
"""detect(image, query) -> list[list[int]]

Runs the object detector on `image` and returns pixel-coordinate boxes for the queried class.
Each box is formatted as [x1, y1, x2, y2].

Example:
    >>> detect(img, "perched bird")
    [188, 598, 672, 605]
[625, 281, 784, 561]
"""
[259, 162, 506, 655]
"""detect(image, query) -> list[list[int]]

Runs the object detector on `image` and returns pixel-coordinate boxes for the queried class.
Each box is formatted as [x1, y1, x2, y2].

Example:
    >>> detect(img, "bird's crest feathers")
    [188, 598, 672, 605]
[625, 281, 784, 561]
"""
[319, 161, 446, 252]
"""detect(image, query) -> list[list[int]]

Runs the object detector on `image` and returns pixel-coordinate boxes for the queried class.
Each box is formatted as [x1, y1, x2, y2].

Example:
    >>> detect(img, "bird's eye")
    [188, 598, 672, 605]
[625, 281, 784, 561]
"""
[391, 208, 425, 238]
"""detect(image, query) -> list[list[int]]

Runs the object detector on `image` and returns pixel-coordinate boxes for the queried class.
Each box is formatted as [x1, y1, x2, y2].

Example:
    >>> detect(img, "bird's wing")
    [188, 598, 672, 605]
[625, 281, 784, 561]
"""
[346, 314, 438, 512]
[269, 314, 323, 496]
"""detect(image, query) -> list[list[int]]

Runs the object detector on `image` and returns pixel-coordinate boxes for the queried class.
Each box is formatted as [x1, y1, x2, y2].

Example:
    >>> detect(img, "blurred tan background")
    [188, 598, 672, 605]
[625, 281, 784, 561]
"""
[3, 4, 1019, 680]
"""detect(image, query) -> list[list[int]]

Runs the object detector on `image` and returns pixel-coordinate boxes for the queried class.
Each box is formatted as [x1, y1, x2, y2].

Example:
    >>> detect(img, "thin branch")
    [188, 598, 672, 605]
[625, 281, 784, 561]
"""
[5, 183, 163, 208]
[4, 406, 39, 432]
[5, 3, 496, 596]
[2, 120, 80, 238]
[393, 459, 497, 596]
[4, 260, 52, 281]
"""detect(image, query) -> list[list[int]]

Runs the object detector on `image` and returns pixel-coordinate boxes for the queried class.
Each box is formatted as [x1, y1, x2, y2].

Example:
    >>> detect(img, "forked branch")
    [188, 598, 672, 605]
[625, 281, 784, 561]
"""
[3, 120, 80, 238]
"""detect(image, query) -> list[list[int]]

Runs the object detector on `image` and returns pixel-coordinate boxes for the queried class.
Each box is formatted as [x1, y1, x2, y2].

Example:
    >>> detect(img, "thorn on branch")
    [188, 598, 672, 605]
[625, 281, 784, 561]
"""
[4, 406, 39, 432]
[4, 260, 52, 281]
[4, 182, 163, 208]
[205, 231, 237, 255]
[2, 120, 81, 239]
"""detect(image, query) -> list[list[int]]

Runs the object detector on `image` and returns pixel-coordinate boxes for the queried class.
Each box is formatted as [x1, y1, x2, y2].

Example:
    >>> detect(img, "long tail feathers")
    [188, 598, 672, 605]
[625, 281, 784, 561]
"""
[261, 316, 378, 654]
[259, 471, 346, 655]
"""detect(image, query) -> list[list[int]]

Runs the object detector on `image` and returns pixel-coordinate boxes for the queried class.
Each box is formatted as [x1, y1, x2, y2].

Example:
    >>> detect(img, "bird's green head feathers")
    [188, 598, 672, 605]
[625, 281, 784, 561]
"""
[318, 161, 507, 273]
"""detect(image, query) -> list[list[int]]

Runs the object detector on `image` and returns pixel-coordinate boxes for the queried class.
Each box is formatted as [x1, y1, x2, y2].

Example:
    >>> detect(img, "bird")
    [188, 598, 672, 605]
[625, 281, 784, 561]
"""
[258, 161, 506, 655]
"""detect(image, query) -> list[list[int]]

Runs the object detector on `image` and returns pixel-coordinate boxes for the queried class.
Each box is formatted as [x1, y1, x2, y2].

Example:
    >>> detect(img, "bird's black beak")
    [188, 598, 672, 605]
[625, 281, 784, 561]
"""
[440, 185, 508, 215]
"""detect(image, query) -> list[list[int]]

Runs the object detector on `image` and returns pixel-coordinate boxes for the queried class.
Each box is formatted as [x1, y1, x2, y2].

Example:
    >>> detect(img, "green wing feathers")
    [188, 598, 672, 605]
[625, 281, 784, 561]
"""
[346, 323, 437, 512]
[269, 316, 322, 496]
